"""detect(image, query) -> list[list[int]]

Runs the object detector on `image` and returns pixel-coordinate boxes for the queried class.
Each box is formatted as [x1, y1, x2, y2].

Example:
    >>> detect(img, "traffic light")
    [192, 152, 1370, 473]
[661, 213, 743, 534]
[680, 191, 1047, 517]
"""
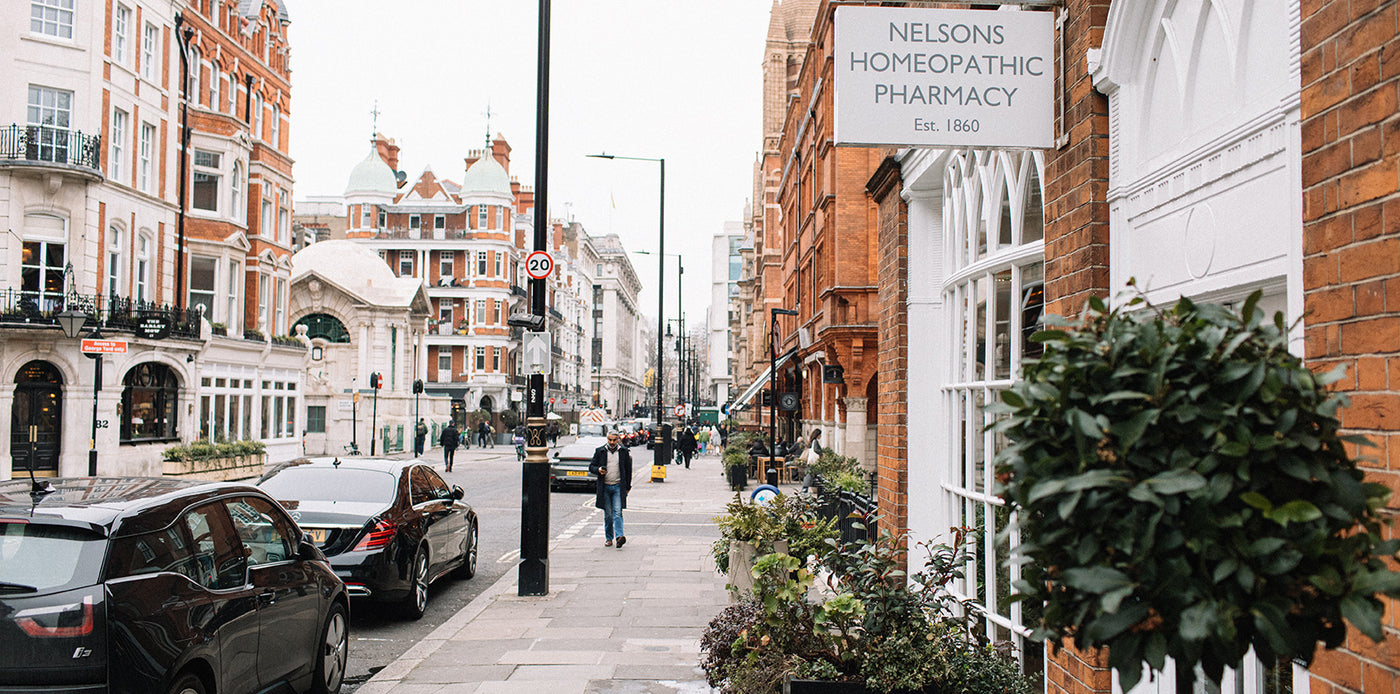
[413, 379, 424, 394]
[369, 372, 382, 389]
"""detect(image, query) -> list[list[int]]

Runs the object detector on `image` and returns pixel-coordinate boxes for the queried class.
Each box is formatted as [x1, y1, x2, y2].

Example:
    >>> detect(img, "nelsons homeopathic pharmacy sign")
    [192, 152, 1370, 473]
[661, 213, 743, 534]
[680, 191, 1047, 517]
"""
[834, 6, 1054, 149]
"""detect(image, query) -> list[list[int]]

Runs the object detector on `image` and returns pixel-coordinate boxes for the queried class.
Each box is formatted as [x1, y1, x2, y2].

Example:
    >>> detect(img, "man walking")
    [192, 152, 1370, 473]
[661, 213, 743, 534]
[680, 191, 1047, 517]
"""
[413, 418, 428, 457]
[588, 431, 632, 548]
[440, 421, 459, 472]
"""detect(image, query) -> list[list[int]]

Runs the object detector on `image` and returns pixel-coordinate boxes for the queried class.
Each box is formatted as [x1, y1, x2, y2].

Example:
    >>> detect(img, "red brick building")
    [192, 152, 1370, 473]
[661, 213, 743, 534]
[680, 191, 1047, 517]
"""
[765, 0, 1400, 691]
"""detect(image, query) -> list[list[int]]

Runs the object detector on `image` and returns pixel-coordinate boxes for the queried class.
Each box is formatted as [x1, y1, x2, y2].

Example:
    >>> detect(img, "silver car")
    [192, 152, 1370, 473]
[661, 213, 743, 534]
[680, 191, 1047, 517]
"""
[550, 441, 600, 492]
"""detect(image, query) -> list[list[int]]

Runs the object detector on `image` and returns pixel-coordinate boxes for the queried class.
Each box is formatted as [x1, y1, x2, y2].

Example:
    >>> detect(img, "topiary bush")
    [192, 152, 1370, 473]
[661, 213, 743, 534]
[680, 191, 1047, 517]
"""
[994, 289, 1400, 689]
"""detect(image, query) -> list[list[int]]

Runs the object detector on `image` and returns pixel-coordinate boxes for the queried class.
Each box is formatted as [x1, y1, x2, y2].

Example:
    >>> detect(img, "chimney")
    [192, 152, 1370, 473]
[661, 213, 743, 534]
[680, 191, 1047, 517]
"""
[373, 133, 400, 171]
[464, 149, 481, 172]
[491, 136, 511, 173]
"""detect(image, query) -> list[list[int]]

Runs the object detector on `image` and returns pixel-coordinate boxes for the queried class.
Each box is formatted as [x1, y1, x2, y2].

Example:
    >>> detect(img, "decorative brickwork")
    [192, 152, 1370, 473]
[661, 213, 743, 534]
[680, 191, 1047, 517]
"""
[1301, 1, 1400, 690]
[1044, 0, 1113, 320]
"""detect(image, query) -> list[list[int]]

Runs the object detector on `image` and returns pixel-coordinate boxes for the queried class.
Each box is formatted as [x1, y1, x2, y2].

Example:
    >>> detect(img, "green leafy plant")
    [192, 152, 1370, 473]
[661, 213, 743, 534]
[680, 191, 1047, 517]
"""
[994, 289, 1400, 689]
[711, 493, 838, 575]
[163, 439, 267, 462]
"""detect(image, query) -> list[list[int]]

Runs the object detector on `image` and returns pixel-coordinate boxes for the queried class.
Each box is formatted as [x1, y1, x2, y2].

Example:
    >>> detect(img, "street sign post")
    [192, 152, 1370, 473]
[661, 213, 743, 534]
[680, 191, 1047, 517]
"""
[525, 250, 554, 279]
[80, 339, 128, 355]
[523, 331, 552, 374]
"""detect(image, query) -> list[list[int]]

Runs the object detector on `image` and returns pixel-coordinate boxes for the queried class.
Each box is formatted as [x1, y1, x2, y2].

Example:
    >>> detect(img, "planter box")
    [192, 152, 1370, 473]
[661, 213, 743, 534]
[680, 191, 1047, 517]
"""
[786, 680, 938, 694]
[163, 453, 266, 481]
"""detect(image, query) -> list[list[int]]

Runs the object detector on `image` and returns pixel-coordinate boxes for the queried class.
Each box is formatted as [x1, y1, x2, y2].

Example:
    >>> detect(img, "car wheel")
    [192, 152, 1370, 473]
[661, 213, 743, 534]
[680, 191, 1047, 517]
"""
[168, 672, 206, 694]
[453, 523, 478, 579]
[312, 603, 348, 694]
[400, 546, 429, 620]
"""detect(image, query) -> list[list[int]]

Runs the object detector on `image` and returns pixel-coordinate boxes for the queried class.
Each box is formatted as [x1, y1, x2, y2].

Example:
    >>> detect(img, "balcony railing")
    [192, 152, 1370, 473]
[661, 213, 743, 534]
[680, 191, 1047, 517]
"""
[0, 288, 202, 339]
[0, 124, 102, 173]
[372, 227, 469, 240]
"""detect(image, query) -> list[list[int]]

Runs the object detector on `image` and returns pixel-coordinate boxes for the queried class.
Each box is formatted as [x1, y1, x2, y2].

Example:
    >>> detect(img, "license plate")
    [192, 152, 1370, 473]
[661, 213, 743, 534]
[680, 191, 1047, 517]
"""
[566, 471, 589, 477]
[306, 528, 329, 544]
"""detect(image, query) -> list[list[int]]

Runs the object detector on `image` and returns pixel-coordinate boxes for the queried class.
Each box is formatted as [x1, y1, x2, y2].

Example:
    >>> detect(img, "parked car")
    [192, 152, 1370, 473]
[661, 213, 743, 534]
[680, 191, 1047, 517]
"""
[257, 458, 478, 620]
[575, 422, 613, 448]
[0, 476, 349, 694]
[550, 441, 601, 492]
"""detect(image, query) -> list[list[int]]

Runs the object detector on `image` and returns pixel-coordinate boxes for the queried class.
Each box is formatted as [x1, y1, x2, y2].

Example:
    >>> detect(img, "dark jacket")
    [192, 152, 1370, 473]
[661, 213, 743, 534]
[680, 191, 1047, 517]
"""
[440, 424, 459, 450]
[677, 427, 697, 454]
[588, 444, 633, 510]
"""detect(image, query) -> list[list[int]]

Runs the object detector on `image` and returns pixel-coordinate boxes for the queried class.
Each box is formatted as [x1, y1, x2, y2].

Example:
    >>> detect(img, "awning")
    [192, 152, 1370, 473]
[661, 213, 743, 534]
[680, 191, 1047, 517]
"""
[731, 348, 799, 411]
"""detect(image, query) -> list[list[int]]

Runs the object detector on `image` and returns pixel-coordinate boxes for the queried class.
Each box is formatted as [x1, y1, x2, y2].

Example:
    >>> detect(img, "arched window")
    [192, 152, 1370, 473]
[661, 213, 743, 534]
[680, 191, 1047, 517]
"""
[122, 362, 179, 443]
[292, 313, 350, 343]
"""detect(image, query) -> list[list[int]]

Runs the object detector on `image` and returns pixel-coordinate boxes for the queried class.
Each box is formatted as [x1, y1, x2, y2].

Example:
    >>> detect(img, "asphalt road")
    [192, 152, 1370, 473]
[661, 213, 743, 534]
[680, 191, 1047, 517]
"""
[339, 438, 651, 692]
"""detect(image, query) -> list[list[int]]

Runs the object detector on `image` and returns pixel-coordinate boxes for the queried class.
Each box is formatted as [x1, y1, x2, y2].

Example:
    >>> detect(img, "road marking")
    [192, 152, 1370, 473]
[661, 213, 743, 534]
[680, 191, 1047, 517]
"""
[496, 549, 521, 564]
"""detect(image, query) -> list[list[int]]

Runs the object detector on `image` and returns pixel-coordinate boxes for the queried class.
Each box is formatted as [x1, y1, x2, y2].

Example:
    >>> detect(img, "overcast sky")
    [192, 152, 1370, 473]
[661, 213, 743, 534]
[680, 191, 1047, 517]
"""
[288, 0, 772, 331]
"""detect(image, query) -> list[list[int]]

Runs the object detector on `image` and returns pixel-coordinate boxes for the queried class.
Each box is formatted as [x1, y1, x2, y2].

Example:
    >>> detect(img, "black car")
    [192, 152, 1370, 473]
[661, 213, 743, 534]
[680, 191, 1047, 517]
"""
[0, 476, 349, 694]
[257, 458, 478, 620]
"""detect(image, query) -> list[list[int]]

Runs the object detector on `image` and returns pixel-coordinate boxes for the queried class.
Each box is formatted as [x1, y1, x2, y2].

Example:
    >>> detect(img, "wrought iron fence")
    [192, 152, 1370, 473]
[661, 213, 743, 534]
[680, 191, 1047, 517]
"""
[813, 474, 879, 544]
[0, 288, 202, 339]
[0, 124, 102, 171]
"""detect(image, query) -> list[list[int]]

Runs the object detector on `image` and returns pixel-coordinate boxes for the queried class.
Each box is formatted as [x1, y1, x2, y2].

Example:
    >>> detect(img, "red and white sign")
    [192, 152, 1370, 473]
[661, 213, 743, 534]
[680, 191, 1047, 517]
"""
[674, 404, 686, 418]
[525, 251, 554, 280]
[81, 339, 128, 355]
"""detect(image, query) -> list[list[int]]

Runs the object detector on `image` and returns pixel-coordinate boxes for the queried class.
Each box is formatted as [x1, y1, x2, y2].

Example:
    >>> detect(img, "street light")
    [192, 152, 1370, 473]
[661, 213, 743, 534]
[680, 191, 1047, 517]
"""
[57, 308, 102, 477]
[770, 307, 798, 483]
[587, 153, 665, 433]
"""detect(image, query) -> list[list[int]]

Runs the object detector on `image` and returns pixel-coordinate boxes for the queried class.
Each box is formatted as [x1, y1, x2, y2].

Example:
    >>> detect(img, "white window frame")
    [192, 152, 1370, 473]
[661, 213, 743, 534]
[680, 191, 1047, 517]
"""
[208, 63, 220, 110]
[409, 214, 421, 230]
[434, 214, 445, 230]
[398, 252, 413, 277]
[188, 255, 219, 317]
[477, 251, 488, 275]
[110, 108, 128, 181]
[113, 4, 131, 65]
[107, 225, 124, 299]
[477, 206, 488, 229]
[231, 162, 243, 221]
[141, 22, 158, 80]
[257, 274, 269, 332]
[439, 251, 453, 279]
[437, 350, 452, 375]
[274, 277, 286, 336]
[135, 232, 151, 302]
[225, 259, 240, 332]
[138, 122, 154, 192]
[187, 46, 200, 104]
[475, 346, 486, 370]
[270, 104, 280, 147]
[191, 149, 222, 213]
[31, 0, 75, 39]
[494, 252, 503, 278]
[253, 93, 263, 140]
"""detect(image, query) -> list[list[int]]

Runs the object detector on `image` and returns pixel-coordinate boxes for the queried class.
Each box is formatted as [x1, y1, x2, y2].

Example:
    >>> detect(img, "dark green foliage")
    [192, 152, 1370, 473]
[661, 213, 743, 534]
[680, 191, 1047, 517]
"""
[711, 492, 839, 575]
[993, 289, 1400, 690]
[942, 644, 1035, 694]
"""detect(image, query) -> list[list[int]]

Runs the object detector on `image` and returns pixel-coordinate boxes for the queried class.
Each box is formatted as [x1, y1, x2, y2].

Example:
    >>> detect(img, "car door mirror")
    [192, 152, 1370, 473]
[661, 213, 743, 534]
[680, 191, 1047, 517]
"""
[297, 536, 322, 561]
[451, 485, 465, 501]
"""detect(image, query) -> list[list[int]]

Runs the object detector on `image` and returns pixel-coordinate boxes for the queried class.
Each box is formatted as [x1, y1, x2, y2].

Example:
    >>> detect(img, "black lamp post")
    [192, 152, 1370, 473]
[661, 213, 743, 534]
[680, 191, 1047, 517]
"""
[57, 309, 101, 477]
[770, 308, 797, 472]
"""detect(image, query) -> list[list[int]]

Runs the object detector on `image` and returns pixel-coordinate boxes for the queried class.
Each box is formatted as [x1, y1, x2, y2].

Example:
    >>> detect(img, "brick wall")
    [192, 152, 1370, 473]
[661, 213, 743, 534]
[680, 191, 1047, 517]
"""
[1044, 0, 1114, 321]
[868, 153, 909, 540]
[1301, 1, 1400, 690]
[1042, 0, 1116, 691]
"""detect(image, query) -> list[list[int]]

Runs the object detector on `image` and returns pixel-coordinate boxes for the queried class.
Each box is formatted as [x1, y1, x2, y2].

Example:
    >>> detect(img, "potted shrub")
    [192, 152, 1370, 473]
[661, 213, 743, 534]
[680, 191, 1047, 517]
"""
[711, 492, 838, 596]
[994, 290, 1400, 689]
[701, 527, 1036, 694]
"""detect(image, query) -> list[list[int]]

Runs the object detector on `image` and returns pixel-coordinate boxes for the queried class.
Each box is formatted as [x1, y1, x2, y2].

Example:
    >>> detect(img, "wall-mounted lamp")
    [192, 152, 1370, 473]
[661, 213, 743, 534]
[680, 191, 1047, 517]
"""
[186, 354, 195, 363]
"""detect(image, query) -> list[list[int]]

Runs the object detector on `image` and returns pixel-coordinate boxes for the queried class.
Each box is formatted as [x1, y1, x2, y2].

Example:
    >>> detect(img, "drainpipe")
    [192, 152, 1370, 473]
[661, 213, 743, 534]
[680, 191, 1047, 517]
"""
[174, 15, 193, 310]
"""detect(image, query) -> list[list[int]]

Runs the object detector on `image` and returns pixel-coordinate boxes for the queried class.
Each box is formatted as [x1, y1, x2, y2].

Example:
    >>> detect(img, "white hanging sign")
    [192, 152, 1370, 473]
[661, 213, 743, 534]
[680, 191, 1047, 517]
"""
[834, 6, 1055, 149]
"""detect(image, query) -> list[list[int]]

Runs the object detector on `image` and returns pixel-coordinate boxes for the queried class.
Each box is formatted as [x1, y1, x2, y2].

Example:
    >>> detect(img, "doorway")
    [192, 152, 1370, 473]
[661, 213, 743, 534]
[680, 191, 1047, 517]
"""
[11, 361, 63, 476]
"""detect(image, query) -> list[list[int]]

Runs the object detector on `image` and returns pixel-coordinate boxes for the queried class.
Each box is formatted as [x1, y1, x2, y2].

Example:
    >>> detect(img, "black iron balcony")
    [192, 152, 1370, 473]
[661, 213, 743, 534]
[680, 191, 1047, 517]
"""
[0, 124, 102, 176]
[511, 284, 527, 298]
[0, 288, 202, 339]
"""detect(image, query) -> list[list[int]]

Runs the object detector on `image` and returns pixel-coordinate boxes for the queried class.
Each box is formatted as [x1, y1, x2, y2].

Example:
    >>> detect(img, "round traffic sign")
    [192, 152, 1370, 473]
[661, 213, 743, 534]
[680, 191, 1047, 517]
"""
[673, 404, 686, 417]
[525, 251, 554, 279]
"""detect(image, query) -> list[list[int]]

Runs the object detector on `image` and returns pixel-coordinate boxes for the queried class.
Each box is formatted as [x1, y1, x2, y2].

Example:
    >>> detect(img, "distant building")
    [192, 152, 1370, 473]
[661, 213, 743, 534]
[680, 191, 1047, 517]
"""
[588, 234, 644, 416]
[710, 219, 745, 405]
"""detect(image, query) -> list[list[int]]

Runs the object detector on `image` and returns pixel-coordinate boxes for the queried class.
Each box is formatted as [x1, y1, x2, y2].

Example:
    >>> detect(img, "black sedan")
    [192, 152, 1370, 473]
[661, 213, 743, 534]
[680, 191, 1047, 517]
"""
[0, 476, 349, 694]
[257, 458, 478, 620]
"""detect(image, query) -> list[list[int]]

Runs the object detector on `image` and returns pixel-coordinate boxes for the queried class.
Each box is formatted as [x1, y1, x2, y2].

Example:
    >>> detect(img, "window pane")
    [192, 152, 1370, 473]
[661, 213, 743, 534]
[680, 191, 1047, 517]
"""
[994, 270, 1012, 380]
[192, 172, 219, 211]
[1023, 162, 1044, 244]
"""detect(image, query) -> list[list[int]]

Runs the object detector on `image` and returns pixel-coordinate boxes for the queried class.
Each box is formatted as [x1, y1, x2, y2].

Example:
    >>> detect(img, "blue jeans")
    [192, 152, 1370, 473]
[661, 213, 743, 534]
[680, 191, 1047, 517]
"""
[601, 483, 624, 540]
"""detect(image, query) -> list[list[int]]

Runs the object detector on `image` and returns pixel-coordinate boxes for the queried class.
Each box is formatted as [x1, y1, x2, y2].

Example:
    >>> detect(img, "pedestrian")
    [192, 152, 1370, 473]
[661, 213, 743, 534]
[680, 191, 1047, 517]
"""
[547, 421, 559, 445]
[677, 425, 697, 469]
[513, 425, 526, 461]
[588, 431, 632, 548]
[440, 421, 459, 472]
[477, 421, 490, 448]
[413, 418, 428, 457]
[487, 423, 496, 448]
[803, 428, 823, 492]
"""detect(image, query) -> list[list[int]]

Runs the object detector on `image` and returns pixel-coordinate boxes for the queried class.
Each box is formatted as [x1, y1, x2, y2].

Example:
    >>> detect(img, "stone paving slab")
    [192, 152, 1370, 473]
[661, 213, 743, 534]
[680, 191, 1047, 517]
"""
[361, 451, 772, 693]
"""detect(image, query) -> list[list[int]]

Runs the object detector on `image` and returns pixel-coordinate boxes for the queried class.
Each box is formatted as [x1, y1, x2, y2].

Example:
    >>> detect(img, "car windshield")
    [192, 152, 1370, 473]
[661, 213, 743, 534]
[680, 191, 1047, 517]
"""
[258, 467, 398, 503]
[578, 424, 609, 437]
[0, 521, 106, 592]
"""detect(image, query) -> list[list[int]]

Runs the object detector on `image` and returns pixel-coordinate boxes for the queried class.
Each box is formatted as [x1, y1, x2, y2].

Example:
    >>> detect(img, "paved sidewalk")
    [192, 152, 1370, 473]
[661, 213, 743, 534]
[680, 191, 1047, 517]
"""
[354, 447, 751, 694]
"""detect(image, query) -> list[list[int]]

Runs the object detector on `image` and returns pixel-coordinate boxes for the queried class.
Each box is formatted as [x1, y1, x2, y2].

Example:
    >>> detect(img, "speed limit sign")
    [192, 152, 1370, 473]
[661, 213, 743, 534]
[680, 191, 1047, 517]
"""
[525, 251, 554, 279]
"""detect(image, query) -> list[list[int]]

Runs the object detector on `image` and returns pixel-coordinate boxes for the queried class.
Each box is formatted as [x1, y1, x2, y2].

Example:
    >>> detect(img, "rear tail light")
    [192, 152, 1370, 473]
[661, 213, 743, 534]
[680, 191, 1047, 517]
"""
[14, 596, 94, 638]
[352, 520, 397, 551]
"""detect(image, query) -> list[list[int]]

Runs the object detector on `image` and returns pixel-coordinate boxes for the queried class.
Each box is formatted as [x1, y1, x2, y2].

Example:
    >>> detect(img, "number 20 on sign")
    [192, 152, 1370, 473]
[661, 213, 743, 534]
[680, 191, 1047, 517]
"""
[525, 251, 553, 280]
